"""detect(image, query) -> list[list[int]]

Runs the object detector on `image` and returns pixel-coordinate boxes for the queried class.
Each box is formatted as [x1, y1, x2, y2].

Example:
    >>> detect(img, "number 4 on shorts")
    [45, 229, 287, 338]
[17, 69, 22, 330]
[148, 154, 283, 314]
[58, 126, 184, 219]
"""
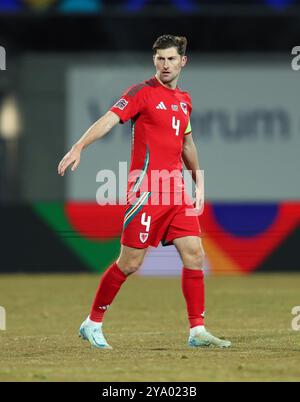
[141, 212, 151, 232]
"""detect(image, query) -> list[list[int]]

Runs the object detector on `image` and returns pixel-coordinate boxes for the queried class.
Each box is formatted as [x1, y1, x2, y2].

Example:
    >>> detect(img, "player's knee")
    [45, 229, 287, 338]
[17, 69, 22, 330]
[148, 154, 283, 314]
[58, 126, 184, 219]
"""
[119, 258, 143, 276]
[184, 248, 205, 270]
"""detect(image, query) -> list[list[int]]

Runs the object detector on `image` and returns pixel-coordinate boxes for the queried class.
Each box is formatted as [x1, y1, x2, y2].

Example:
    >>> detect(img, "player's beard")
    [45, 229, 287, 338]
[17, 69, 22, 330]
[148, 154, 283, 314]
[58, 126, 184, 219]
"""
[159, 71, 179, 85]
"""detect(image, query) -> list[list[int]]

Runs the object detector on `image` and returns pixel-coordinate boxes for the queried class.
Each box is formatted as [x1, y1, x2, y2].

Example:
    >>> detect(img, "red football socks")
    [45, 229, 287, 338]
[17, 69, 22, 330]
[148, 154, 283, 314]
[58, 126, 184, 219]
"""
[89, 262, 127, 322]
[181, 267, 205, 328]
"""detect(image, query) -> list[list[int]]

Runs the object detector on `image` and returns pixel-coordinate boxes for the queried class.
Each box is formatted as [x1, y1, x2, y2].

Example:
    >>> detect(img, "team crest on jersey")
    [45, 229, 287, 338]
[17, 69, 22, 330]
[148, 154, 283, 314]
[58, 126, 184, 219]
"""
[180, 102, 188, 115]
[114, 98, 128, 110]
[140, 233, 149, 243]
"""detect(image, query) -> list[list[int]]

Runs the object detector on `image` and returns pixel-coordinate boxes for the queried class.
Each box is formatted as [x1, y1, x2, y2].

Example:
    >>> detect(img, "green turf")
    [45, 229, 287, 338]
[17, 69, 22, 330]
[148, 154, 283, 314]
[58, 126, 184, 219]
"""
[0, 273, 300, 382]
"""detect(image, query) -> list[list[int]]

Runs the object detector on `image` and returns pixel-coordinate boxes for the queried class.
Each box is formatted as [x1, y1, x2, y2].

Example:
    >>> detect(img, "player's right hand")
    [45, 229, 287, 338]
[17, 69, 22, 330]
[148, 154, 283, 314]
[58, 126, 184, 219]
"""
[58, 146, 81, 176]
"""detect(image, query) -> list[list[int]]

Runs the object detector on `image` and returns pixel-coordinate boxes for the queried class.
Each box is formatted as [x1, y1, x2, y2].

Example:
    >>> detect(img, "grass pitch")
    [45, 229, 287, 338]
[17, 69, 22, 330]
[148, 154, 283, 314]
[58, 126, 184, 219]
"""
[0, 273, 300, 382]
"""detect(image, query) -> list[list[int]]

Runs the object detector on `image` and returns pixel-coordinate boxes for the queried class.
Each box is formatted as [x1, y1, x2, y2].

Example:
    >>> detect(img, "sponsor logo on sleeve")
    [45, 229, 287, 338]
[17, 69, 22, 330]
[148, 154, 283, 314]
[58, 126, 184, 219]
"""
[114, 98, 128, 110]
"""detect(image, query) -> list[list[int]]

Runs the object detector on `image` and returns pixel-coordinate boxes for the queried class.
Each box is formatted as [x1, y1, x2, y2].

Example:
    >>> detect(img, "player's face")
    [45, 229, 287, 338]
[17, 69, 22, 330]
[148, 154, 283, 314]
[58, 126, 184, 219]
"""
[153, 47, 187, 86]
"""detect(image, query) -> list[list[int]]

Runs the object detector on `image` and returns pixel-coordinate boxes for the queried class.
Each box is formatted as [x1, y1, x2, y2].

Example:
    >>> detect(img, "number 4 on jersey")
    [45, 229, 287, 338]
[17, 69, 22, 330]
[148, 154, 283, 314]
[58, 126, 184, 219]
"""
[172, 116, 180, 136]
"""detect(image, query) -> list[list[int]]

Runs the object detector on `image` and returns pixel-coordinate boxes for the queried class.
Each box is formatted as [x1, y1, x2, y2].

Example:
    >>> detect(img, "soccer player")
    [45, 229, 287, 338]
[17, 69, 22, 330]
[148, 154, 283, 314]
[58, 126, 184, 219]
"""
[58, 35, 231, 349]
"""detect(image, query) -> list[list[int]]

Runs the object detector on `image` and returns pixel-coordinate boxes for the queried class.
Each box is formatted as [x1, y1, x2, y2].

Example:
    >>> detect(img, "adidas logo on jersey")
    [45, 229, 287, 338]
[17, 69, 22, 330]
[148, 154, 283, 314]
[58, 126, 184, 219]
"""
[156, 102, 167, 110]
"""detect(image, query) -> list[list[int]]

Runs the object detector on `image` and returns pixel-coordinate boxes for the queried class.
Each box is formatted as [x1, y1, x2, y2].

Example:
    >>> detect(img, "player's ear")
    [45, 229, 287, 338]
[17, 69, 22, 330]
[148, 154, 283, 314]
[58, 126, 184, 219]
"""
[181, 55, 187, 67]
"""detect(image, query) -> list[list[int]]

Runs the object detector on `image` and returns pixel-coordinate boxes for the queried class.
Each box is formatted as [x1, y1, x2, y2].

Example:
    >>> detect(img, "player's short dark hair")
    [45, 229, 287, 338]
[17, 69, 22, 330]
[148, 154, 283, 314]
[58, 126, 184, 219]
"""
[152, 35, 187, 56]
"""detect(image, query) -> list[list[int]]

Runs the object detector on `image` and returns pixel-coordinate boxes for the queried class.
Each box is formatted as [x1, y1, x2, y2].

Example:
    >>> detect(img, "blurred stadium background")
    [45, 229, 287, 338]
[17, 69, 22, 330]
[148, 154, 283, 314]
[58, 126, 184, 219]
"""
[0, 0, 299, 275]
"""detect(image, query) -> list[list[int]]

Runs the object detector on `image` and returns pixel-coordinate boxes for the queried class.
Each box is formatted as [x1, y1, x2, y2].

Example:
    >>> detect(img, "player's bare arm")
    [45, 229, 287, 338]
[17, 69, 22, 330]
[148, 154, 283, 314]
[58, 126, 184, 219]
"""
[58, 111, 120, 176]
[182, 133, 203, 213]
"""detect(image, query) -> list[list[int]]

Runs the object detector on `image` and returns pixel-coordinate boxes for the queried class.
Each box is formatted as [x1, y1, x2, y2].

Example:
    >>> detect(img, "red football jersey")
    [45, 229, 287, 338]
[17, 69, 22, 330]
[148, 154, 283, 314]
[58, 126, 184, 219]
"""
[110, 76, 192, 194]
